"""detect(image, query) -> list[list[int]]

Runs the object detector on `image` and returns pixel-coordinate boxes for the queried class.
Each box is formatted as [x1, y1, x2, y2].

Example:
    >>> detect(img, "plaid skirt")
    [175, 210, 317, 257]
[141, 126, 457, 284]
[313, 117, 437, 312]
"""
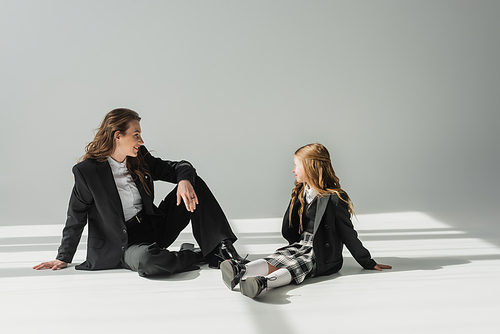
[264, 232, 316, 284]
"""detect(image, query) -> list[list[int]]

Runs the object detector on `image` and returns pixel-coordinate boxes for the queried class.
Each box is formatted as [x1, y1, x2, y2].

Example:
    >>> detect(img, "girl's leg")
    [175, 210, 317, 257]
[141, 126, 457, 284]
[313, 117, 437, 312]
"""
[242, 260, 282, 278]
[240, 268, 292, 298]
[265, 268, 292, 288]
[241, 259, 269, 279]
[221, 258, 269, 290]
[221, 259, 291, 292]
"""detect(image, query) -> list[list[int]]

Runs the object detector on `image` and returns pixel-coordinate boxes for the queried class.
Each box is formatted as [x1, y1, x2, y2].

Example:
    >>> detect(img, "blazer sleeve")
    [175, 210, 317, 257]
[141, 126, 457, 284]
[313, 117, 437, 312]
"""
[56, 165, 93, 264]
[281, 199, 301, 244]
[333, 196, 377, 269]
[140, 146, 196, 184]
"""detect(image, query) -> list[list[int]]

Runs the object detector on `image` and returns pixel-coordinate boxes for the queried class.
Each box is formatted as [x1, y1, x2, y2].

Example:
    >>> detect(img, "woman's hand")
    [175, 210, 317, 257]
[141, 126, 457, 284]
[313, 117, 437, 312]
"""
[33, 260, 68, 271]
[373, 264, 392, 271]
[177, 180, 199, 212]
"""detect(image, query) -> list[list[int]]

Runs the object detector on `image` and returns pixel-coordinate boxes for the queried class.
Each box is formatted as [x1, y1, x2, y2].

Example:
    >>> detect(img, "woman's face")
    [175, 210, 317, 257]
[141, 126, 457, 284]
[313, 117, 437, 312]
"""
[293, 155, 306, 183]
[113, 120, 144, 162]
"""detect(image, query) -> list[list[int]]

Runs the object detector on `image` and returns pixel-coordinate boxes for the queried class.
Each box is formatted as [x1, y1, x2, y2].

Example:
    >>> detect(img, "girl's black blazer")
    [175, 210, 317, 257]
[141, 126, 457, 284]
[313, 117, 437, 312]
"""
[56, 146, 196, 270]
[282, 193, 377, 276]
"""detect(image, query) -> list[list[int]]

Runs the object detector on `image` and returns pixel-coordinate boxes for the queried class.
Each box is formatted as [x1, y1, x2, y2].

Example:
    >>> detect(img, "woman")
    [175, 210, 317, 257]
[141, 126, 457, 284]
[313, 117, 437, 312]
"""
[34, 108, 245, 276]
[221, 143, 391, 298]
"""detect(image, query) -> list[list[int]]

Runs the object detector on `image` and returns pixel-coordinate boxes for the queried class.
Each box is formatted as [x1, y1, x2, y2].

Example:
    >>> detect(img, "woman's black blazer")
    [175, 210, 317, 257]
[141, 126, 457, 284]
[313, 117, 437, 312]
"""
[56, 146, 196, 270]
[282, 193, 376, 276]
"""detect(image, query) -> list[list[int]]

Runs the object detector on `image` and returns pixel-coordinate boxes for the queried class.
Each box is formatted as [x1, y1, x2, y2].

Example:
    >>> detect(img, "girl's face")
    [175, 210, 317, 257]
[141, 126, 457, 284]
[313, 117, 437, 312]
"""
[293, 155, 306, 183]
[113, 120, 144, 162]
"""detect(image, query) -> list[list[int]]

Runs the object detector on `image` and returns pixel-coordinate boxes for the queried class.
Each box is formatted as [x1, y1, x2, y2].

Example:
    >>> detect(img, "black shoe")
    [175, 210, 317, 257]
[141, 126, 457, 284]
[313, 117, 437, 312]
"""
[209, 239, 249, 269]
[219, 240, 249, 263]
[220, 259, 246, 290]
[240, 276, 269, 298]
[179, 243, 195, 251]
[179, 243, 204, 263]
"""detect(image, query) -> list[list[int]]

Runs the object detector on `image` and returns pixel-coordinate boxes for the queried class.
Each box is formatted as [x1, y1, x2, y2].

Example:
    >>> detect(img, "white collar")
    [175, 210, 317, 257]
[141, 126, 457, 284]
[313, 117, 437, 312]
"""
[304, 184, 319, 204]
[107, 157, 127, 171]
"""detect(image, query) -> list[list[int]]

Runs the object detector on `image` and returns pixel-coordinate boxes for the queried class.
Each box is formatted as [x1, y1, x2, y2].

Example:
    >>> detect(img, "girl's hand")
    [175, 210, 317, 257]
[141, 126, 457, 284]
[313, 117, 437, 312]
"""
[33, 260, 68, 271]
[373, 264, 392, 271]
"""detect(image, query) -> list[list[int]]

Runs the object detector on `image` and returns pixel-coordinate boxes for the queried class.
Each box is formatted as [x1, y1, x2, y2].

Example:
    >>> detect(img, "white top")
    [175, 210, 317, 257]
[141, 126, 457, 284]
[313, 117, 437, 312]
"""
[304, 184, 319, 205]
[107, 157, 143, 221]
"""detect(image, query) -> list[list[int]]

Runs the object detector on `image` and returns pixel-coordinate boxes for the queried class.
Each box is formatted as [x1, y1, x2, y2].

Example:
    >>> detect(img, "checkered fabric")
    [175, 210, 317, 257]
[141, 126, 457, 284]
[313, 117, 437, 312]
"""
[264, 232, 316, 284]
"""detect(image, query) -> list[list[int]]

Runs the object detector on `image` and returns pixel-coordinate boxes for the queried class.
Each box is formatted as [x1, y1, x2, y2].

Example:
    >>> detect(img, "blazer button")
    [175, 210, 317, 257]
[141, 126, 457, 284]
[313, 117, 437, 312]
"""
[123, 229, 127, 234]
[325, 243, 330, 248]
[326, 260, 330, 265]
[122, 246, 125, 251]
[325, 224, 329, 229]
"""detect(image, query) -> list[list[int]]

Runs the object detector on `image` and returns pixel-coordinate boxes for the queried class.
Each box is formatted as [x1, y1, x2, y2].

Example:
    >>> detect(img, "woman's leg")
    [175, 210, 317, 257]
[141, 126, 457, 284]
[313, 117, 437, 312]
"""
[122, 242, 200, 277]
[185, 176, 237, 255]
[157, 176, 237, 257]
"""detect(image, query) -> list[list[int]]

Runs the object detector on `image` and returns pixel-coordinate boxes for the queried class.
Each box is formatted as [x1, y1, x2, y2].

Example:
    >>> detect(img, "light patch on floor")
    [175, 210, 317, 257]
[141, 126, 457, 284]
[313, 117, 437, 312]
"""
[1, 211, 499, 334]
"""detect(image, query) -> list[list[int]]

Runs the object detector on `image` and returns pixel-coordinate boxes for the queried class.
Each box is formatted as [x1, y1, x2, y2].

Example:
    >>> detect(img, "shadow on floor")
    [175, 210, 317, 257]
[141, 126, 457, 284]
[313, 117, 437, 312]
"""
[240, 254, 500, 305]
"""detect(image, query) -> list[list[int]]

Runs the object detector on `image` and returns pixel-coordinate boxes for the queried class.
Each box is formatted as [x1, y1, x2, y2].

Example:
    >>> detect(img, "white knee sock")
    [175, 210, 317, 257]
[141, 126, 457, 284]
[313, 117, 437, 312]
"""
[265, 268, 292, 289]
[242, 259, 269, 279]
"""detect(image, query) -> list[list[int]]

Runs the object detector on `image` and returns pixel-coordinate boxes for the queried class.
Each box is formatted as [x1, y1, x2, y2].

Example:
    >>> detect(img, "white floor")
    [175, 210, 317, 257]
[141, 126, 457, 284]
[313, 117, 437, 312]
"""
[1, 211, 500, 334]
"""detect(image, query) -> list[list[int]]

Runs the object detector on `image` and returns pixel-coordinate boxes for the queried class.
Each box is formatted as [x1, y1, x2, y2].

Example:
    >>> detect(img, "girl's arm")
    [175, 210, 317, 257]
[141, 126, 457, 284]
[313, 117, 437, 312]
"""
[281, 201, 301, 244]
[333, 196, 377, 269]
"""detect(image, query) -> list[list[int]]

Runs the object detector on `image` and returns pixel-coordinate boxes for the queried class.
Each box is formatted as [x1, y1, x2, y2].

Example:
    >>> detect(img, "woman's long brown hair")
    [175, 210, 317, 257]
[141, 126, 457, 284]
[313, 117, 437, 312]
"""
[81, 108, 151, 194]
[289, 143, 354, 233]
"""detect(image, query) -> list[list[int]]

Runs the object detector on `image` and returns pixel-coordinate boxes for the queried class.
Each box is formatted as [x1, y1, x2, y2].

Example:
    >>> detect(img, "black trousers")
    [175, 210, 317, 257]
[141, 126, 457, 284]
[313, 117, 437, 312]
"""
[122, 176, 236, 276]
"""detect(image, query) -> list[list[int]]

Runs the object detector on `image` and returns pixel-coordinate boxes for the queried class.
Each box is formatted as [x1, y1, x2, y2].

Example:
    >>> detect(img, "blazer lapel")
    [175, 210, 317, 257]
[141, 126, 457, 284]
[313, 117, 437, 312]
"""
[132, 173, 155, 214]
[96, 161, 125, 222]
[313, 195, 329, 235]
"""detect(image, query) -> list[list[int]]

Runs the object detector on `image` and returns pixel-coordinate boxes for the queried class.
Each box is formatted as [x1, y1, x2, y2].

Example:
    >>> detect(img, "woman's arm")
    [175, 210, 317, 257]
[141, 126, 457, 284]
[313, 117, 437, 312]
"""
[177, 179, 198, 212]
[140, 146, 198, 211]
[32, 259, 67, 270]
[373, 264, 392, 271]
[140, 146, 196, 184]
[33, 164, 93, 269]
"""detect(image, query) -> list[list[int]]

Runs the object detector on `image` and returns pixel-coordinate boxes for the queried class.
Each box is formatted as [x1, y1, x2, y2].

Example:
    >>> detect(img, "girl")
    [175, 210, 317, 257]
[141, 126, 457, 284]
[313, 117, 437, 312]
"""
[34, 108, 245, 276]
[221, 143, 391, 298]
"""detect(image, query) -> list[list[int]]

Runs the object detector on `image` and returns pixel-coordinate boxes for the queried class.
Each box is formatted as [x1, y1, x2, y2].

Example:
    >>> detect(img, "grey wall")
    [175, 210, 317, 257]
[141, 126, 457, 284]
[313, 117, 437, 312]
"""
[1, 1, 499, 226]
